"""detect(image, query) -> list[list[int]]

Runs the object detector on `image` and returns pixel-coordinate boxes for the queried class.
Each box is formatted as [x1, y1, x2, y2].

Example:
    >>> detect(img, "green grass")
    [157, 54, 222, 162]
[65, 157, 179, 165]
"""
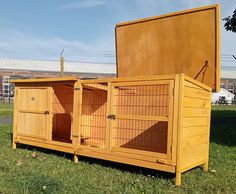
[0, 103, 13, 118]
[212, 104, 236, 111]
[0, 105, 235, 193]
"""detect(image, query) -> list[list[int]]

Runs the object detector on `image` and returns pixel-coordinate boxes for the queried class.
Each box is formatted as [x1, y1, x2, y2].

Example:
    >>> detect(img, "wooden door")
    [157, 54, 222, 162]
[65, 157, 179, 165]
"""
[110, 80, 174, 162]
[16, 87, 50, 140]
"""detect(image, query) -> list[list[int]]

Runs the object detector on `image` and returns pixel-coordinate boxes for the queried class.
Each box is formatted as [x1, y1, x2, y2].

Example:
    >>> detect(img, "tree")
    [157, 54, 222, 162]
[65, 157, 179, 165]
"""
[223, 8, 236, 33]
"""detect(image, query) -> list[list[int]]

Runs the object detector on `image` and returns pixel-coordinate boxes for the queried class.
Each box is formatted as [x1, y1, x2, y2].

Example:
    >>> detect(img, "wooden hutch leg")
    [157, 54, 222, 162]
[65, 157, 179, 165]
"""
[175, 172, 181, 186]
[74, 154, 79, 163]
[12, 141, 16, 149]
[202, 161, 209, 172]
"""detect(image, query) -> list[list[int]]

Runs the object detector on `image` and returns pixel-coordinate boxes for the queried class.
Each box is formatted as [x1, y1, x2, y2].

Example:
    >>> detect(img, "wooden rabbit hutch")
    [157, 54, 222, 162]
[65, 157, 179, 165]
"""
[12, 77, 77, 154]
[11, 5, 220, 186]
[73, 74, 213, 186]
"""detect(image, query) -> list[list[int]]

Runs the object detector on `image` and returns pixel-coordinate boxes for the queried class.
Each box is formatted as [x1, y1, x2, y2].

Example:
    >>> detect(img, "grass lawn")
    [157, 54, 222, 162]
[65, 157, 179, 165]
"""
[0, 104, 235, 193]
[0, 103, 13, 118]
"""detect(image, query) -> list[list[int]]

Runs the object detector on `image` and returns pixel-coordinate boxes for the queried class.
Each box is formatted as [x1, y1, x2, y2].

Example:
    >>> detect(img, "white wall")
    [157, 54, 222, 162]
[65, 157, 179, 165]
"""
[212, 89, 235, 104]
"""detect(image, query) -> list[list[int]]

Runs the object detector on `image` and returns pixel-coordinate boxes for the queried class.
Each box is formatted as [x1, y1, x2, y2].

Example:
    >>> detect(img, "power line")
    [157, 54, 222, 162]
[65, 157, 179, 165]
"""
[0, 46, 116, 53]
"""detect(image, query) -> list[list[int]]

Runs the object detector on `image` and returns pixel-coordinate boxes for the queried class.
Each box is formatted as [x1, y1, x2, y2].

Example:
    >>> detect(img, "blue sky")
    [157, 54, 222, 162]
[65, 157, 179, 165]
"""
[0, 0, 235, 65]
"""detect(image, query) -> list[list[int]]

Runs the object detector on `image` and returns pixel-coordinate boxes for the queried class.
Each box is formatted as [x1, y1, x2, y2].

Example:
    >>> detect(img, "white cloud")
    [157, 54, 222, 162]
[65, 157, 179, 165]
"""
[0, 27, 115, 63]
[54, 0, 106, 10]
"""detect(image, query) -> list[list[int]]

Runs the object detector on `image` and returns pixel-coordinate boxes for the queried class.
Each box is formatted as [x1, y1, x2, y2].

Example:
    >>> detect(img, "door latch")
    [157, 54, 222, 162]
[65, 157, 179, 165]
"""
[107, 114, 116, 120]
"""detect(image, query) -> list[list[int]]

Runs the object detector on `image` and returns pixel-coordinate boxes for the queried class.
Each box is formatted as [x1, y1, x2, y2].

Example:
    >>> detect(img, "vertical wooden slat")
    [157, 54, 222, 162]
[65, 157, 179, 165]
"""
[47, 87, 53, 141]
[12, 87, 18, 149]
[176, 74, 185, 186]
[166, 80, 174, 161]
[106, 82, 112, 150]
[171, 75, 179, 165]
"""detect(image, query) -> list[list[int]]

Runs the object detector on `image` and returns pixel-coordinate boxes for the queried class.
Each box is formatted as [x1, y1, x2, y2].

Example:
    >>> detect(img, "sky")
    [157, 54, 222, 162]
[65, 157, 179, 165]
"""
[0, 0, 235, 65]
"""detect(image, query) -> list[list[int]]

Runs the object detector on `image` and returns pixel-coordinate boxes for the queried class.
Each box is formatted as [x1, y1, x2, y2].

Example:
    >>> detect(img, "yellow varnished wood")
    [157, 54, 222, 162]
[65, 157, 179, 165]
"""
[116, 5, 220, 91]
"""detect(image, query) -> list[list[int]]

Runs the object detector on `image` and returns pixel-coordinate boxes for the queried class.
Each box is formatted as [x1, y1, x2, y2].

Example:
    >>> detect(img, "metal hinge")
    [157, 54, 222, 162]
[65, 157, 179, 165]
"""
[107, 114, 116, 120]
[74, 87, 80, 90]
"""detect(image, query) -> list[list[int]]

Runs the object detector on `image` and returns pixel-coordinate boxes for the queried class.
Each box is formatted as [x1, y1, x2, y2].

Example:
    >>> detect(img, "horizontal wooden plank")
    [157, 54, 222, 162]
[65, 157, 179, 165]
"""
[181, 151, 208, 170]
[112, 146, 167, 160]
[11, 77, 77, 83]
[184, 80, 202, 89]
[181, 159, 206, 173]
[76, 148, 176, 173]
[182, 135, 208, 147]
[15, 138, 74, 153]
[113, 80, 171, 87]
[184, 86, 211, 100]
[184, 76, 212, 92]
[183, 117, 209, 127]
[116, 115, 168, 121]
[183, 107, 210, 118]
[79, 75, 177, 84]
[83, 83, 108, 91]
[183, 97, 210, 108]
[182, 126, 209, 138]
[181, 143, 208, 156]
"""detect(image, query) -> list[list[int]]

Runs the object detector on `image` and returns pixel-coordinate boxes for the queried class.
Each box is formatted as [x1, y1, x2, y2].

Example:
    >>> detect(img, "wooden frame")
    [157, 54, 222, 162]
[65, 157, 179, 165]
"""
[11, 78, 77, 155]
[11, 74, 212, 186]
[72, 75, 211, 186]
[115, 4, 220, 92]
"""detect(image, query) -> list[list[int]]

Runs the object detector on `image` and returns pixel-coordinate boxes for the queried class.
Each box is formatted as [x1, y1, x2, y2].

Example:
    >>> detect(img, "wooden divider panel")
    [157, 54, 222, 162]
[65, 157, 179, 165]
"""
[80, 83, 108, 149]
[51, 83, 74, 143]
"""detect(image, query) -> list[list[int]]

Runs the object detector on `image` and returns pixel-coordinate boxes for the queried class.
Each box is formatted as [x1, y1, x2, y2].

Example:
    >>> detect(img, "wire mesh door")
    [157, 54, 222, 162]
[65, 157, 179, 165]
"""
[110, 80, 174, 160]
[79, 82, 109, 149]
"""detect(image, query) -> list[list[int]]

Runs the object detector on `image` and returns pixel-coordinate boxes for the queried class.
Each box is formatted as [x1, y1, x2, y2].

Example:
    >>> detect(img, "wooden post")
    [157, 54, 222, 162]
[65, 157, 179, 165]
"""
[60, 56, 64, 77]
[74, 154, 79, 163]
[176, 172, 181, 186]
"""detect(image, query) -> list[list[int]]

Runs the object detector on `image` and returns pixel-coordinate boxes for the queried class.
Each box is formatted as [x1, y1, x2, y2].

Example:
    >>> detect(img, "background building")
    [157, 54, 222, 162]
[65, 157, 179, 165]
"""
[212, 88, 235, 104]
[220, 65, 236, 94]
[0, 58, 116, 102]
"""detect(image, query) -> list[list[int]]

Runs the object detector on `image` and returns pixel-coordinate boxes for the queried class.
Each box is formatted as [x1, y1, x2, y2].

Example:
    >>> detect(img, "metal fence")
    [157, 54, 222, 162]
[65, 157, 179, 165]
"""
[0, 54, 236, 105]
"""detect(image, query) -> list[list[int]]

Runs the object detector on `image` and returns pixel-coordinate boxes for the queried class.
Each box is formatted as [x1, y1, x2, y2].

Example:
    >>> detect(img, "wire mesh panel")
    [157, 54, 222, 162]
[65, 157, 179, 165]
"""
[80, 83, 108, 149]
[112, 82, 172, 155]
[52, 83, 74, 143]
[116, 84, 169, 117]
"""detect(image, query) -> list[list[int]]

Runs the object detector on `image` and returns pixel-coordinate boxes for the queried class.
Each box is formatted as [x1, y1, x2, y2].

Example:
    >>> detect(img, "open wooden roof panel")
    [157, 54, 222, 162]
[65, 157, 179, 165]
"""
[116, 4, 220, 91]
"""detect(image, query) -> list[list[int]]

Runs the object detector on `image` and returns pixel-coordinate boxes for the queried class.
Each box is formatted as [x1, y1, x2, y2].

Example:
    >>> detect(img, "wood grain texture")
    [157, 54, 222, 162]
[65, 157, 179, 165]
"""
[13, 80, 76, 152]
[116, 5, 220, 91]
[180, 78, 211, 171]
[13, 74, 213, 186]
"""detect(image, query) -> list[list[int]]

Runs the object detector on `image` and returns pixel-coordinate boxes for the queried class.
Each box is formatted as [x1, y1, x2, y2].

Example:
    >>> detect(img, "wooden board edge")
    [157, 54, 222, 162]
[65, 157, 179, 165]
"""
[116, 4, 220, 27]
[184, 75, 212, 92]
[10, 77, 77, 83]
[176, 74, 185, 173]
[215, 4, 221, 92]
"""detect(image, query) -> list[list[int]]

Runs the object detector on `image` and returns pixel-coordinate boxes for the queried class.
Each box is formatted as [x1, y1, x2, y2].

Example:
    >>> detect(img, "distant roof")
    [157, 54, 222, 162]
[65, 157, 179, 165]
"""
[0, 58, 116, 75]
[212, 88, 235, 97]
[221, 66, 236, 79]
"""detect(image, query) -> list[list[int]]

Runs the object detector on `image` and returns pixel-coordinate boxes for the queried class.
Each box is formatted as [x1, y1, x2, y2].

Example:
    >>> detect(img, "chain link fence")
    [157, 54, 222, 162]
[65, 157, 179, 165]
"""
[0, 52, 236, 106]
[0, 48, 117, 103]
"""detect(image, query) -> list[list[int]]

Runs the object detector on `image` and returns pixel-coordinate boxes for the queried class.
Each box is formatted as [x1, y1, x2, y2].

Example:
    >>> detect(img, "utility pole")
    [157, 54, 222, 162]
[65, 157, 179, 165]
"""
[60, 49, 64, 77]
